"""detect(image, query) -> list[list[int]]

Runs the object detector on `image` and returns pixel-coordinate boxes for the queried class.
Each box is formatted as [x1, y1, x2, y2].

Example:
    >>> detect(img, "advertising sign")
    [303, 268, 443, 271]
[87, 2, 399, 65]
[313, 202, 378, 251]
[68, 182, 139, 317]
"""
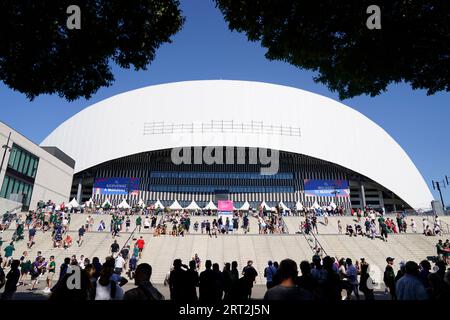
[93, 177, 140, 195]
[304, 179, 350, 197]
[218, 200, 234, 211]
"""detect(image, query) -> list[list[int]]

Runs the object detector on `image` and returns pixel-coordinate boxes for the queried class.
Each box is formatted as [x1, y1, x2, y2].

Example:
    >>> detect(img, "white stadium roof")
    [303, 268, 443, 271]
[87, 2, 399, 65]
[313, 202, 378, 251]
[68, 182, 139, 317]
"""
[41, 80, 433, 209]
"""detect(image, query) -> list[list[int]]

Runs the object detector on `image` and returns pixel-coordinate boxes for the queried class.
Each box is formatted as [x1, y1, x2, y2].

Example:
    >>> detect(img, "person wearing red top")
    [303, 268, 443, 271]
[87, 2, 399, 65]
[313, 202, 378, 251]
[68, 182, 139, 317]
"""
[136, 236, 145, 258]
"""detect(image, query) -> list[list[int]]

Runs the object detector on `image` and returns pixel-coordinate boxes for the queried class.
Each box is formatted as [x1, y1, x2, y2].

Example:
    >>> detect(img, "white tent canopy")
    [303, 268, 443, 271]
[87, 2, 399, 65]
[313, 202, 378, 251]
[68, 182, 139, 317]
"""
[117, 199, 131, 209]
[260, 201, 271, 210]
[154, 199, 165, 209]
[169, 200, 183, 210]
[203, 201, 217, 210]
[312, 201, 320, 209]
[296, 201, 304, 211]
[84, 198, 94, 208]
[67, 198, 79, 209]
[137, 198, 146, 208]
[329, 201, 337, 210]
[239, 201, 250, 211]
[101, 198, 112, 208]
[185, 200, 201, 211]
[279, 201, 290, 211]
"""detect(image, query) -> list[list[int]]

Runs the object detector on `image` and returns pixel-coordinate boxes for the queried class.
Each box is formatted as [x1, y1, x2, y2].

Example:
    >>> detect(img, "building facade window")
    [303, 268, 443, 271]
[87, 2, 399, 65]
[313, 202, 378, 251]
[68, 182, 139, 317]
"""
[7, 144, 39, 178]
[0, 174, 34, 207]
[1, 144, 39, 208]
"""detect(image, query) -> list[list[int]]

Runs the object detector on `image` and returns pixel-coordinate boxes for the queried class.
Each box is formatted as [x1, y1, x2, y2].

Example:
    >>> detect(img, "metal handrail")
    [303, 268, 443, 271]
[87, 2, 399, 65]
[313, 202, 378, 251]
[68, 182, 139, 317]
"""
[418, 215, 449, 235]
[433, 216, 450, 234]
[3, 204, 23, 215]
[280, 216, 289, 234]
[301, 228, 317, 254]
[120, 225, 138, 252]
[1, 205, 23, 230]
[309, 229, 328, 256]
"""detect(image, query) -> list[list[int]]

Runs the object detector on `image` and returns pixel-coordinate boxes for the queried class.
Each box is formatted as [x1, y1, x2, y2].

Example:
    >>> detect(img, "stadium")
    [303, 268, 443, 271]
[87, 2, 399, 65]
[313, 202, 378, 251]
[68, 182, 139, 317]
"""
[1, 81, 448, 300]
[41, 80, 433, 212]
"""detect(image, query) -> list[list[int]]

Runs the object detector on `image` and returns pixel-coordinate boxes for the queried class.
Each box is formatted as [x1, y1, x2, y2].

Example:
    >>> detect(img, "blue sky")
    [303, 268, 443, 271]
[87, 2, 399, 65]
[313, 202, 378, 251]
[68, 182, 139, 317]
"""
[0, 1, 449, 204]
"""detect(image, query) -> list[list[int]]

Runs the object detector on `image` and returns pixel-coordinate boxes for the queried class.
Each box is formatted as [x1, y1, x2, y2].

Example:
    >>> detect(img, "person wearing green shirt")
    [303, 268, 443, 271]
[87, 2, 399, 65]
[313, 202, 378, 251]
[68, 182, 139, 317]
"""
[380, 221, 389, 242]
[19, 252, 32, 285]
[50, 213, 57, 225]
[133, 244, 140, 258]
[3, 242, 15, 268]
[43, 256, 56, 293]
[15, 223, 24, 241]
[136, 216, 142, 233]
[378, 216, 385, 234]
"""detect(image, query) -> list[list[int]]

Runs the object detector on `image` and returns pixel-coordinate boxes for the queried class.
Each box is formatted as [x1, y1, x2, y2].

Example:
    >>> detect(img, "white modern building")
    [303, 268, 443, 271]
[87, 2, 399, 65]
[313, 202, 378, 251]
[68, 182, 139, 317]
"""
[41, 80, 433, 211]
[0, 121, 74, 211]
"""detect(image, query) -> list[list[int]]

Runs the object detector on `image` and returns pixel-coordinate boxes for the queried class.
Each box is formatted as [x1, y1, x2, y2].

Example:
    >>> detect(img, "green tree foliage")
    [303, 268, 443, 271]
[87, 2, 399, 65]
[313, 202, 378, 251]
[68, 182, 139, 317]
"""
[215, 0, 449, 99]
[0, 0, 184, 100]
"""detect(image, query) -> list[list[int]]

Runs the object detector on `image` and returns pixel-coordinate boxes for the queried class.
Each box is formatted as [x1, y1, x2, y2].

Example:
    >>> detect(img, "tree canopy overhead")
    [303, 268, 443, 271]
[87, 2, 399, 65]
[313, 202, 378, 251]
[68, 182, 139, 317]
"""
[0, 0, 184, 101]
[215, 0, 450, 99]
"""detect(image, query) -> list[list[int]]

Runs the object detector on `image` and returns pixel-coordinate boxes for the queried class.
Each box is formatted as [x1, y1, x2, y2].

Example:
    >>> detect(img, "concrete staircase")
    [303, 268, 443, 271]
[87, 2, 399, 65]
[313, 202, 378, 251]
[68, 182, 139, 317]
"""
[2, 221, 445, 286]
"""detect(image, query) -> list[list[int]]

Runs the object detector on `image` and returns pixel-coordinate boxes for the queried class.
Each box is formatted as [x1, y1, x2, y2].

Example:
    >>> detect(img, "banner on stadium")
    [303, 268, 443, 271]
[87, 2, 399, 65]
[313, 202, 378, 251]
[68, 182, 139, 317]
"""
[93, 177, 140, 195]
[304, 179, 350, 197]
[218, 200, 234, 211]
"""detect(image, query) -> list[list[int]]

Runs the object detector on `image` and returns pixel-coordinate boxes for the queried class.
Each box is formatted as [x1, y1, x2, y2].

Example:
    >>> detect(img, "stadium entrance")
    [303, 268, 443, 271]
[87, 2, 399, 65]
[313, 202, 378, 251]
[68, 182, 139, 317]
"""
[71, 147, 409, 212]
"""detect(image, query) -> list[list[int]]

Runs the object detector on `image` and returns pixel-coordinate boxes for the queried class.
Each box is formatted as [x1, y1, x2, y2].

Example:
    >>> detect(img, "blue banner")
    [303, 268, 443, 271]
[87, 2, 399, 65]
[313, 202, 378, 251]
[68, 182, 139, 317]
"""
[304, 179, 350, 197]
[94, 178, 140, 195]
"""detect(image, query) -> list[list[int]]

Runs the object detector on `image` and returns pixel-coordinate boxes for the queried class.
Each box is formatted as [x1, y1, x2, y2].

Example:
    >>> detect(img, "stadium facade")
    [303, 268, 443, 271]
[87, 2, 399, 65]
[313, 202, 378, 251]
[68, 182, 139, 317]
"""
[40, 80, 433, 211]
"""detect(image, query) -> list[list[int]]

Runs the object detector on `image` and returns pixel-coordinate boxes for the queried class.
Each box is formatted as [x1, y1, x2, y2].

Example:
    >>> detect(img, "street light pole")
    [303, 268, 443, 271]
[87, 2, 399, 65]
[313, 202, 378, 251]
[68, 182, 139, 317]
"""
[432, 179, 446, 210]
[0, 132, 12, 177]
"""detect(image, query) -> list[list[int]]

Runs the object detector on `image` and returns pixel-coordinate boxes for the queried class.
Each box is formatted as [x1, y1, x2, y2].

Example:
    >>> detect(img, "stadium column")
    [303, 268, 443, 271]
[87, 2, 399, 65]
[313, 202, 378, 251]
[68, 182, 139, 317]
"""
[76, 177, 82, 204]
[360, 183, 366, 209]
[378, 190, 385, 209]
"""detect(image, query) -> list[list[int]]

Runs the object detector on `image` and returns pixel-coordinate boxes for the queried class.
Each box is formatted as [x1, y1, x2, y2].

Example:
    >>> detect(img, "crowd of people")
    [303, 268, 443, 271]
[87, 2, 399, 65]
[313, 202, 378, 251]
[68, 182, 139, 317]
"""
[0, 199, 449, 301]
[2, 248, 449, 301]
[0, 232, 149, 300]
[342, 214, 446, 241]
[257, 215, 287, 234]
[295, 208, 447, 243]
[145, 211, 254, 237]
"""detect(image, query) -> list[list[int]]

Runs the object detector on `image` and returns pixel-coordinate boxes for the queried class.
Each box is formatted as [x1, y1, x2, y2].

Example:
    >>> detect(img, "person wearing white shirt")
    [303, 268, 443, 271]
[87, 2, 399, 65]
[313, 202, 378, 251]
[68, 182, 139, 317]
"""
[434, 224, 442, 236]
[144, 217, 150, 229]
[78, 255, 85, 269]
[422, 219, 429, 234]
[95, 276, 124, 300]
[115, 254, 125, 275]
[410, 219, 417, 233]
[435, 216, 441, 228]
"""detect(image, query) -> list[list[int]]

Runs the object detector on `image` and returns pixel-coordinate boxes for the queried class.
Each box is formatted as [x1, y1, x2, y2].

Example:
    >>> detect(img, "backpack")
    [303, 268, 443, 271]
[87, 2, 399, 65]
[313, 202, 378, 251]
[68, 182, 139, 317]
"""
[92, 280, 117, 300]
